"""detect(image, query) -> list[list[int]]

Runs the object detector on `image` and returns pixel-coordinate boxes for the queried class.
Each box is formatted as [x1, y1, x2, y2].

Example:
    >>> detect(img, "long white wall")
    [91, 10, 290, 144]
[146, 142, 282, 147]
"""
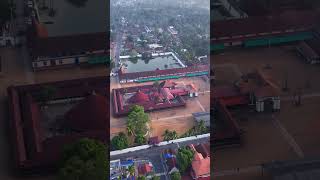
[110, 133, 210, 156]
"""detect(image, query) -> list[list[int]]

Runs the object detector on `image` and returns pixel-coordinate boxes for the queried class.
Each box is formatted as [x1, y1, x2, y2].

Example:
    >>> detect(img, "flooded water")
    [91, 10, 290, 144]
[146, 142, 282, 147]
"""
[40, 0, 106, 37]
[121, 55, 182, 73]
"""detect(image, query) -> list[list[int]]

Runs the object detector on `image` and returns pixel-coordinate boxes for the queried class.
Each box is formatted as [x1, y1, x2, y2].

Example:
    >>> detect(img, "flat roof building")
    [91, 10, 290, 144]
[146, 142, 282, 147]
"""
[27, 0, 108, 71]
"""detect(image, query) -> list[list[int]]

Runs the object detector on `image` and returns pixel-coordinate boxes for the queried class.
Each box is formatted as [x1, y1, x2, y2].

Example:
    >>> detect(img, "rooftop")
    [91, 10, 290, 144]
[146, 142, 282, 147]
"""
[37, 0, 106, 37]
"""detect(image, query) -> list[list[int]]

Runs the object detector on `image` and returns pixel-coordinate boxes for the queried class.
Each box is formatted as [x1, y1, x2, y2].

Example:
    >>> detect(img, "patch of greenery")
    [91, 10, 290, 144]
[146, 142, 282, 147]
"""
[170, 171, 182, 180]
[111, 132, 129, 150]
[59, 138, 108, 180]
[180, 120, 208, 138]
[176, 147, 194, 173]
[162, 129, 178, 141]
[127, 105, 149, 137]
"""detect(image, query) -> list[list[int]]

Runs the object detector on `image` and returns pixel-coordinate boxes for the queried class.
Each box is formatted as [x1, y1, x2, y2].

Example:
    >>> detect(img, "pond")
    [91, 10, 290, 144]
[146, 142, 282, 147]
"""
[121, 55, 182, 73]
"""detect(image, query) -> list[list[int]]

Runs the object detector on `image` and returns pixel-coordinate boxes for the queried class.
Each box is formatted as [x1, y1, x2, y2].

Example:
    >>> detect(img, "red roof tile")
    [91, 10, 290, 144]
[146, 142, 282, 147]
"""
[138, 163, 153, 175]
[128, 90, 150, 103]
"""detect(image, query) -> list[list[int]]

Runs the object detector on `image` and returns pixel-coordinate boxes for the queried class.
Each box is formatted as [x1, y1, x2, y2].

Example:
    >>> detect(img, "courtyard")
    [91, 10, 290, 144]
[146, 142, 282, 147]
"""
[110, 76, 210, 139]
[212, 45, 320, 180]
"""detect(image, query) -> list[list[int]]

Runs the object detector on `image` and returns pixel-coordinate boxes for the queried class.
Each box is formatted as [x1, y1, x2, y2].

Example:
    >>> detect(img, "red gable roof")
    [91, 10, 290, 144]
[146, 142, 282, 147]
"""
[138, 163, 153, 175]
[64, 94, 107, 131]
[128, 90, 150, 103]
[191, 156, 210, 179]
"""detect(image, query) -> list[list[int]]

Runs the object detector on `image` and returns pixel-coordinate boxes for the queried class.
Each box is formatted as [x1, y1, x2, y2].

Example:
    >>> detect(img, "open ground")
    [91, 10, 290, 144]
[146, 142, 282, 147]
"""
[213, 45, 320, 180]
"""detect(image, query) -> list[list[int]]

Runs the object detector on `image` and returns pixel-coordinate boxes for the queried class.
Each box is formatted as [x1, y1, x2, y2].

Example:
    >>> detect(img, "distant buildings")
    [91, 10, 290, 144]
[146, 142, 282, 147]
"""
[168, 26, 178, 35]
[110, 158, 154, 180]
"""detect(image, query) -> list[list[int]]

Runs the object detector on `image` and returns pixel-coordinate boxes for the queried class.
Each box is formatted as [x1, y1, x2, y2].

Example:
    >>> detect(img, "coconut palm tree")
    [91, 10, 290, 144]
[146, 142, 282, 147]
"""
[197, 120, 207, 134]
[163, 129, 178, 141]
[128, 165, 135, 178]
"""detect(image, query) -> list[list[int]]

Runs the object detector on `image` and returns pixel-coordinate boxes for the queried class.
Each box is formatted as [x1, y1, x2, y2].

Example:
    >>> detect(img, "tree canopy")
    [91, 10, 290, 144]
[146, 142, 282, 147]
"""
[176, 147, 194, 173]
[151, 176, 161, 180]
[59, 138, 108, 180]
[127, 105, 149, 136]
[162, 129, 178, 141]
[111, 132, 129, 150]
[170, 171, 182, 180]
[138, 176, 147, 180]
[134, 134, 146, 145]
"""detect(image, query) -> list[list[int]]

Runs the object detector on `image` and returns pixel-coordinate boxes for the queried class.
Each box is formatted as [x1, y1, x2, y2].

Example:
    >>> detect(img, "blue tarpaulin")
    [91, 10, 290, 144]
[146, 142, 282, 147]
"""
[121, 160, 134, 167]
[164, 153, 173, 159]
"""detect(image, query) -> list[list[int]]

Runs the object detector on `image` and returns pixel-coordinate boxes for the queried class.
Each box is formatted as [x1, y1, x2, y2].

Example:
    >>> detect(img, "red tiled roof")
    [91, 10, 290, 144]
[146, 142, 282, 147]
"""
[138, 163, 153, 175]
[161, 88, 174, 100]
[195, 143, 210, 158]
[212, 10, 318, 42]
[163, 80, 177, 87]
[65, 94, 107, 131]
[191, 156, 210, 178]
[193, 152, 204, 161]
[128, 90, 150, 103]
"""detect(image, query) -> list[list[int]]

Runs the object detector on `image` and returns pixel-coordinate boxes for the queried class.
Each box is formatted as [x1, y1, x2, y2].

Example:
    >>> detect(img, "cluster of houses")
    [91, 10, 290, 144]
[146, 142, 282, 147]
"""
[110, 142, 210, 180]
[110, 159, 155, 180]
[163, 143, 210, 180]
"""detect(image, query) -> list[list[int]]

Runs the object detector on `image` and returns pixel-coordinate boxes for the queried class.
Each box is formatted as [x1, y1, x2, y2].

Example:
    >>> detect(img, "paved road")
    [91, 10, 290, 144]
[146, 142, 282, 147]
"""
[111, 137, 209, 160]
[114, 28, 123, 70]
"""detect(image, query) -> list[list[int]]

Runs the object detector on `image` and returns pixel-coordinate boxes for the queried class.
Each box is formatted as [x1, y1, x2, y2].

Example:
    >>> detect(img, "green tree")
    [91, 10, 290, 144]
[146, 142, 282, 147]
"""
[138, 176, 146, 180]
[59, 138, 108, 180]
[128, 165, 135, 177]
[134, 134, 146, 145]
[163, 129, 178, 141]
[196, 120, 208, 134]
[151, 176, 160, 180]
[176, 147, 194, 173]
[127, 105, 149, 137]
[170, 171, 181, 180]
[111, 132, 129, 150]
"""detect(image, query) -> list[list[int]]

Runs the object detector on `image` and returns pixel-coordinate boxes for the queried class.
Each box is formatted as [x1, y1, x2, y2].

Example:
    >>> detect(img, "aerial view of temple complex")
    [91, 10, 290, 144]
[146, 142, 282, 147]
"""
[110, 0, 210, 179]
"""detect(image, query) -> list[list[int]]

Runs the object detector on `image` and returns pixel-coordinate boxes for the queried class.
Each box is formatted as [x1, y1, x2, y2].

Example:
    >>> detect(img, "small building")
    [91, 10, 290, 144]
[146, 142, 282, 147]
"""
[189, 144, 210, 180]
[168, 26, 178, 35]
[237, 70, 281, 112]
[138, 162, 153, 176]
